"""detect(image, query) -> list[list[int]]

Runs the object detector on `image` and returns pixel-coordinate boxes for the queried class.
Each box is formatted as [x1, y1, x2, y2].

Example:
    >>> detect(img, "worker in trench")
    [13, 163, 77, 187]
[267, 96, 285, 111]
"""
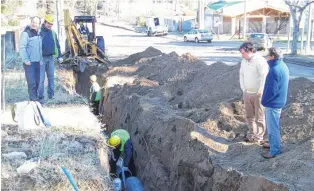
[89, 75, 101, 115]
[107, 129, 137, 178]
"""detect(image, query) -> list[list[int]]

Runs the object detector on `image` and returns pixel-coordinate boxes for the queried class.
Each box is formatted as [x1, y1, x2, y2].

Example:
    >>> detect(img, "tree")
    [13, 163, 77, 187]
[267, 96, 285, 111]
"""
[285, 0, 314, 54]
[248, 17, 288, 35]
[273, 17, 289, 35]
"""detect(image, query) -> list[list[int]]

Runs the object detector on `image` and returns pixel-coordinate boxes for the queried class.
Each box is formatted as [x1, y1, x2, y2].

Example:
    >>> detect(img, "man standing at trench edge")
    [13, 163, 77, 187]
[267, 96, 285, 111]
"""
[19, 16, 43, 101]
[38, 15, 63, 102]
[262, 47, 289, 159]
[239, 42, 269, 143]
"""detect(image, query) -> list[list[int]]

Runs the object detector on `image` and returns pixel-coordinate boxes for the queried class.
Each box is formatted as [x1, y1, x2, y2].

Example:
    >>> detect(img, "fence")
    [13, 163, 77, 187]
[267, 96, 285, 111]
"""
[1, 27, 20, 112]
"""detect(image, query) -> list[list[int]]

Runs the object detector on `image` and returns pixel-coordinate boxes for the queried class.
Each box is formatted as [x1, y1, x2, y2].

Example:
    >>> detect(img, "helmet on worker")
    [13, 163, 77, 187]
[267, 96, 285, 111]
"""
[44, 15, 54, 24]
[107, 135, 121, 148]
[90, 75, 97, 82]
[44, 15, 54, 30]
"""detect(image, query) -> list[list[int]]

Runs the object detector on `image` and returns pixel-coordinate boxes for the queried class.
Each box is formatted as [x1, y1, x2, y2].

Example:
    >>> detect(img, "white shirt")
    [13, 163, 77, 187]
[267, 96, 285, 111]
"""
[239, 54, 269, 94]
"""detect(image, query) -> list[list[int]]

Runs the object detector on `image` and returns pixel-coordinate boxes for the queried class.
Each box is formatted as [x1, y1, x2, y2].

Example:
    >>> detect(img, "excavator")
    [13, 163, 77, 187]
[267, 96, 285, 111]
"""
[62, 9, 110, 72]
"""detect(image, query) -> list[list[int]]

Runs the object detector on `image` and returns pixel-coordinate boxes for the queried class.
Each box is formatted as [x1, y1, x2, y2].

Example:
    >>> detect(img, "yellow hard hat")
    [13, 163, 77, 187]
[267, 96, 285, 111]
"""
[79, 21, 83, 25]
[90, 75, 97, 82]
[44, 15, 54, 24]
[107, 135, 121, 148]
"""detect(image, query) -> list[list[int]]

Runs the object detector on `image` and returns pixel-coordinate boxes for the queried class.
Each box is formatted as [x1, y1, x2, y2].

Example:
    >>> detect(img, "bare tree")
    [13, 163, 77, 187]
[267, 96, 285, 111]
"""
[285, 0, 314, 54]
[249, 21, 263, 33]
[273, 17, 289, 34]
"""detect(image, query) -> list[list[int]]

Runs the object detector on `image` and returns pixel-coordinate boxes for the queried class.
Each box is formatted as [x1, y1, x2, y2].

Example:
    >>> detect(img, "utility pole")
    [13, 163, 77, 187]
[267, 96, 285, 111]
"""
[306, 3, 313, 54]
[300, 14, 305, 52]
[287, 16, 292, 52]
[1, 32, 6, 113]
[56, 0, 60, 40]
[198, 0, 204, 29]
[243, 0, 247, 39]
[56, 0, 64, 41]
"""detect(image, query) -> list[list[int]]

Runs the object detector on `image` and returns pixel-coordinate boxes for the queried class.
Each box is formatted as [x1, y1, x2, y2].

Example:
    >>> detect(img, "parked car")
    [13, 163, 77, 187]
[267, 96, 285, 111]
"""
[184, 29, 213, 43]
[146, 17, 168, 36]
[248, 33, 273, 50]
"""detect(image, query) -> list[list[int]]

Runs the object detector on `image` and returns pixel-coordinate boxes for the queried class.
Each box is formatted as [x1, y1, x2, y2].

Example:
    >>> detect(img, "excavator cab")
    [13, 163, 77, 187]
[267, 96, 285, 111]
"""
[73, 16, 104, 53]
[74, 16, 94, 42]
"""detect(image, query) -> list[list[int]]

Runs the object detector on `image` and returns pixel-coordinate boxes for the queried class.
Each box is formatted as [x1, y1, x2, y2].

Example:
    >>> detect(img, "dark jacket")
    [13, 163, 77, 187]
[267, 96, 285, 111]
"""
[39, 24, 61, 58]
[262, 59, 289, 108]
[110, 139, 133, 167]
[79, 25, 89, 35]
[122, 139, 133, 167]
[19, 26, 42, 63]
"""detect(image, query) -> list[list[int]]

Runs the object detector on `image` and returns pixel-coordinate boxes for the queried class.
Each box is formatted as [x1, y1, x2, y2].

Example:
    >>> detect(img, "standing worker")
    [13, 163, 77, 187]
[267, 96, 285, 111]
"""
[89, 75, 101, 115]
[19, 16, 44, 102]
[262, 47, 289, 159]
[107, 129, 136, 177]
[239, 42, 269, 143]
[38, 15, 63, 102]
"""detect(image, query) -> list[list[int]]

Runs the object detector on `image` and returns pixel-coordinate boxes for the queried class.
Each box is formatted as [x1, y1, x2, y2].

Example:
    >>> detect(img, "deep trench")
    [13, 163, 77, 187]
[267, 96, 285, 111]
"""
[71, 67, 290, 191]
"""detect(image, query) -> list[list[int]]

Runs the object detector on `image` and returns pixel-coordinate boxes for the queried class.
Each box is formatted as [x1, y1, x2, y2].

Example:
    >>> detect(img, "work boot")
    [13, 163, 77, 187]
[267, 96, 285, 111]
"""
[262, 142, 270, 148]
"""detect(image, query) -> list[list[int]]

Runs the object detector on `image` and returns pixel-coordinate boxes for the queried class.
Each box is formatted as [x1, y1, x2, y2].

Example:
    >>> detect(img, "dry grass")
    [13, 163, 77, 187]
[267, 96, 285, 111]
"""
[3, 60, 87, 106]
[1, 124, 112, 190]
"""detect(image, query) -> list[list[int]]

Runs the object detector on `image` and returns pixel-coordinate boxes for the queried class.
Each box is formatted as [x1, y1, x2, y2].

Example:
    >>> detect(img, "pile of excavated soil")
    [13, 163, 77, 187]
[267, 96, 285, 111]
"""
[114, 46, 163, 66]
[1, 125, 111, 191]
[90, 47, 314, 191]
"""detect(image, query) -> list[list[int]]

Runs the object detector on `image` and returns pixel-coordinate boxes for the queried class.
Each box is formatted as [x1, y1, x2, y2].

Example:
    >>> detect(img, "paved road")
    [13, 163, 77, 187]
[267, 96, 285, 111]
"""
[98, 24, 314, 81]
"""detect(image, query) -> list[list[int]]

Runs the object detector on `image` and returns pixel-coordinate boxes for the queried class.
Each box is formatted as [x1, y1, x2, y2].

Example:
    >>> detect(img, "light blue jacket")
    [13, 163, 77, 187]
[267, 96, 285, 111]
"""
[19, 25, 43, 63]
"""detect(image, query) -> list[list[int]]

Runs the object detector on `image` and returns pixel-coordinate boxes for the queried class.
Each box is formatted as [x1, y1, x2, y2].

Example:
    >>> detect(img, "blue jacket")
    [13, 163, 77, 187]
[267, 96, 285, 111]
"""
[262, 59, 289, 108]
[19, 26, 42, 63]
[39, 24, 61, 58]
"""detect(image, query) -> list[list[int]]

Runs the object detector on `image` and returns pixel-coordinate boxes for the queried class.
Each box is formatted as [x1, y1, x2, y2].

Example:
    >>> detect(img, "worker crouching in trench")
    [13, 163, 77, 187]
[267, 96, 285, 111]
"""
[89, 75, 101, 115]
[107, 129, 137, 178]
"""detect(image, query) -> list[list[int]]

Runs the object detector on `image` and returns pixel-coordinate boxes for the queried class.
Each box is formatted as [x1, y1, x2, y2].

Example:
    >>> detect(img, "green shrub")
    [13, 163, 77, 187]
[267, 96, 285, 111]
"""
[8, 19, 20, 26]
[1, 4, 12, 15]
[136, 16, 146, 27]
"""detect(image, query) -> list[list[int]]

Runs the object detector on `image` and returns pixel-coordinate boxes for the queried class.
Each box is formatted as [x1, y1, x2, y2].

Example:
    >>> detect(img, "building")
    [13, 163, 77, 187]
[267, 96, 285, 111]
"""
[205, 0, 290, 35]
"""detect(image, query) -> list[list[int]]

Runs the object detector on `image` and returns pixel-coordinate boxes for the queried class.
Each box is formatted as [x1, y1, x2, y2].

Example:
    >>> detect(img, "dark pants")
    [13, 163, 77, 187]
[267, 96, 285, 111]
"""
[109, 149, 136, 177]
[24, 62, 43, 101]
[38, 56, 55, 100]
[91, 100, 100, 115]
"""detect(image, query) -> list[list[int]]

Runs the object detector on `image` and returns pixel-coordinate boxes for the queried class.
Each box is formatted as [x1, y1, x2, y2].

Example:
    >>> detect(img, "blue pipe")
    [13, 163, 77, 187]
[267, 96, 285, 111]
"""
[61, 166, 80, 191]
[125, 177, 144, 191]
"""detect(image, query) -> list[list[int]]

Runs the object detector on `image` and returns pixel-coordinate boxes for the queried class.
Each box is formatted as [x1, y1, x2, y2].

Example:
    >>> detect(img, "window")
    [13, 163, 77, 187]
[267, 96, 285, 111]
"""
[199, 29, 209, 33]
[250, 34, 265, 38]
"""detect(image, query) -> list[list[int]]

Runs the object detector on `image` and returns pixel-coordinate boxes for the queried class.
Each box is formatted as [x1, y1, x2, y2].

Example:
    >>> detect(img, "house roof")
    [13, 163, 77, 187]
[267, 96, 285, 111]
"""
[207, 0, 289, 17]
[206, 1, 243, 11]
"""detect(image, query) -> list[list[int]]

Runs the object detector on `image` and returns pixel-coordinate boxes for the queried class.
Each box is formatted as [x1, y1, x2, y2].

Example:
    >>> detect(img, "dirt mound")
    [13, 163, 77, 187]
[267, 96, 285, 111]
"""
[114, 46, 163, 66]
[1, 125, 111, 191]
[85, 48, 314, 190]
[105, 50, 245, 139]
[281, 77, 314, 142]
